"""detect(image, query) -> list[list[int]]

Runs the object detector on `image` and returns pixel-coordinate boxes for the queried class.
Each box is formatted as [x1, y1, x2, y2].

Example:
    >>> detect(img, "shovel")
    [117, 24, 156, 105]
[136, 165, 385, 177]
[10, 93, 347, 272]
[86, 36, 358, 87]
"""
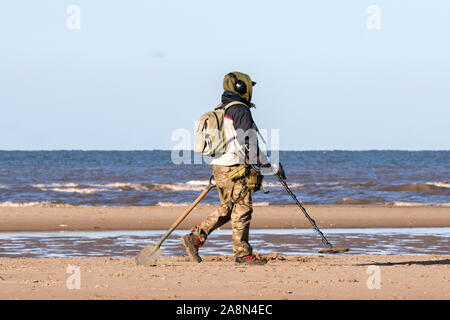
[135, 176, 216, 266]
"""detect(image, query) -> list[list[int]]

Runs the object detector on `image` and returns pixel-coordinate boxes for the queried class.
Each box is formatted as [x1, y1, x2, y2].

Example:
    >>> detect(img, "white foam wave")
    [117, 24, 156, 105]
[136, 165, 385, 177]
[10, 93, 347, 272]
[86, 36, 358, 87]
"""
[92, 183, 149, 191]
[183, 180, 303, 190]
[389, 201, 450, 207]
[49, 187, 106, 194]
[156, 202, 193, 207]
[312, 182, 340, 186]
[156, 201, 270, 207]
[0, 201, 58, 207]
[186, 180, 209, 186]
[426, 182, 450, 189]
[33, 183, 79, 188]
[33, 182, 107, 194]
[154, 183, 206, 192]
[263, 182, 303, 188]
[93, 181, 209, 192]
[253, 202, 270, 206]
[29, 180, 305, 194]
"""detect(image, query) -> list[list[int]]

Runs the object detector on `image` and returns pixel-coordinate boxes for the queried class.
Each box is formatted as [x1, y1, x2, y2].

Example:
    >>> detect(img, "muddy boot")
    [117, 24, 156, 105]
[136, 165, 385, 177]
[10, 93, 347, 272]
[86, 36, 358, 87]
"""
[235, 254, 267, 265]
[181, 233, 202, 263]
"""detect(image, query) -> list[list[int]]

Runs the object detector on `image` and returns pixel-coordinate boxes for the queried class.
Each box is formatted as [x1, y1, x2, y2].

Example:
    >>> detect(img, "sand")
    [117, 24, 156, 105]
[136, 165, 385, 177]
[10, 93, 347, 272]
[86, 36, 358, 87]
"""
[0, 205, 449, 231]
[0, 205, 449, 300]
[0, 254, 448, 300]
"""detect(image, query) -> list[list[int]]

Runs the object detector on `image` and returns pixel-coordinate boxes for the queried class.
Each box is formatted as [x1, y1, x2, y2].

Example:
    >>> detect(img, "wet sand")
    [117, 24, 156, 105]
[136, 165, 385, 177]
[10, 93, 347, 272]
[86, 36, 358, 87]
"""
[1, 228, 449, 258]
[0, 205, 449, 231]
[0, 254, 448, 300]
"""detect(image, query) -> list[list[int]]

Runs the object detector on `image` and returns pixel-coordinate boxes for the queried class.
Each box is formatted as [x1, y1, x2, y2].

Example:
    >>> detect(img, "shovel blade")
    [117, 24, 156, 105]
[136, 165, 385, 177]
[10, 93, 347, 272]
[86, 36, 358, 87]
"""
[318, 248, 349, 254]
[135, 244, 163, 266]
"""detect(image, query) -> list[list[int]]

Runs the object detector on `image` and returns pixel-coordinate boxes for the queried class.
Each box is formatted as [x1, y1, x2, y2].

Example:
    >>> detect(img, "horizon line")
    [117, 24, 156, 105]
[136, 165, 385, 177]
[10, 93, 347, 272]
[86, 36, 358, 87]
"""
[0, 149, 449, 152]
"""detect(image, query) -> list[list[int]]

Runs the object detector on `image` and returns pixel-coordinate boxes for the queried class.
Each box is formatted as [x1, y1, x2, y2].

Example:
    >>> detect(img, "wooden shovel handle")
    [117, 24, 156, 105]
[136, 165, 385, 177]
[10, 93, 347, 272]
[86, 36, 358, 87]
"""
[170, 183, 215, 230]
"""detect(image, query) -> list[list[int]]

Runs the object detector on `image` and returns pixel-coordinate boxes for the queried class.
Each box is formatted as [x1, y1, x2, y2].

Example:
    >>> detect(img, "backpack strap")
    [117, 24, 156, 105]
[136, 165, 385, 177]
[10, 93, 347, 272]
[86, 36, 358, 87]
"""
[215, 101, 248, 155]
[214, 101, 247, 111]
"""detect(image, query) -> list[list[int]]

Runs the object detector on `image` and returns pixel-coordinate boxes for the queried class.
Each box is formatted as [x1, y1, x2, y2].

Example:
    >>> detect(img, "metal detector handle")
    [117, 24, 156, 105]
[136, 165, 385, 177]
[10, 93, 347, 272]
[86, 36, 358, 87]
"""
[153, 177, 216, 249]
[276, 173, 333, 249]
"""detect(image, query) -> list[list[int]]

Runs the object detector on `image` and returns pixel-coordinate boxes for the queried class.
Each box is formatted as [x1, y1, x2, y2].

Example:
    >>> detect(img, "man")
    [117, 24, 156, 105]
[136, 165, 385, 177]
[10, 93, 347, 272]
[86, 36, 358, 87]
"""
[182, 72, 271, 265]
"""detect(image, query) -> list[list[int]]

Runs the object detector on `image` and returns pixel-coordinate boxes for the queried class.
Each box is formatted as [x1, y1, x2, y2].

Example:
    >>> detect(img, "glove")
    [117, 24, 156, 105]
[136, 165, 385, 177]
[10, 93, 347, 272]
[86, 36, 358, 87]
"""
[271, 162, 287, 179]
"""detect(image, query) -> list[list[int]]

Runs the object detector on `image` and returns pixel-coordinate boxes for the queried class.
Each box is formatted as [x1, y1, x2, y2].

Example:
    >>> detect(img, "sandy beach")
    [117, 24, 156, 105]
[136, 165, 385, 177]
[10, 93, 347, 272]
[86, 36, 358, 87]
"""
[0, 254, 448, 300]
[0, 205, 450, 299]
[0, 204, 449, 231]
[0, 205, 449, 300]
[2, 0, 449, 304]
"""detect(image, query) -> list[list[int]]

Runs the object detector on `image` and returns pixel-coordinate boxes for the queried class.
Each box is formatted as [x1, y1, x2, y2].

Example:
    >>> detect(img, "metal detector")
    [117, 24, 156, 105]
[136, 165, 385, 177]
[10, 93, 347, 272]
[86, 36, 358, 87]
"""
[274, 167, 349, 254]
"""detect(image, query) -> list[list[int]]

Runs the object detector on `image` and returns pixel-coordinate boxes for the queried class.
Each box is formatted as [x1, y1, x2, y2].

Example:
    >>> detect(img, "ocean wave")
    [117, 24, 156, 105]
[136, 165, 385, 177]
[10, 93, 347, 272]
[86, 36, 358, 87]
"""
[0, 201, 65, 207]
[34, 183, 106, 194]
[388, 201, 450, 207]
[380, 183, 450, 192]
[153, 182, 207, 192]
[253, 202, 270, 206]
[33, 183, 80, 188]
[311, 182, 340, 186]
[93, 181, 209, 192]
[332, 198, 450, 206]
[29, 180, 305, 194]
[94, 180, 295, 192]
[185, 180, 210, 186]
[156, 201, 270, 207]
[336, 198, 384, 205]
[50, 187, 107, 194]
[262, 182, 303, 188]
[156, 202, 193, 207]
[35, 181, 204, 193]
[92, 183, 151, 191]
[25, 180, 449, 198]
[426, 181, 450, 189]
[347, 182, 377, 188]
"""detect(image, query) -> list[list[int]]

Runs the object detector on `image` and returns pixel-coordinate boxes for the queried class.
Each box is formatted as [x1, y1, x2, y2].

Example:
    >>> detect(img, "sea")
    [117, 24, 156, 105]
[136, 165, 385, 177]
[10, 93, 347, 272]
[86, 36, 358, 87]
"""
[0, 150, 448, 207]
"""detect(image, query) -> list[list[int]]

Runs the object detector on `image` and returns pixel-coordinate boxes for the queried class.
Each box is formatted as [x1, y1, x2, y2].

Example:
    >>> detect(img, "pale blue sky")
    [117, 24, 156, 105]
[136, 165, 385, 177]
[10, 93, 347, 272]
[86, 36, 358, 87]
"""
[0, 0, 449, 150]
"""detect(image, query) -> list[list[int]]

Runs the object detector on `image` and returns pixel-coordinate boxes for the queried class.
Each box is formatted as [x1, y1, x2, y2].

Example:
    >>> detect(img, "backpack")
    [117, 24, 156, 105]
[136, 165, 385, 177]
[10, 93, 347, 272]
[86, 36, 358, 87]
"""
[194, 101, 246, 157]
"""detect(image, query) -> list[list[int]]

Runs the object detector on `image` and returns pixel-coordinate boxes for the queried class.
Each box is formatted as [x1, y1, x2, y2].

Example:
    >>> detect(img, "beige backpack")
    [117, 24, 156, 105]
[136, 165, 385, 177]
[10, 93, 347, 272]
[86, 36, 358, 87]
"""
[194, 101, 245, 157]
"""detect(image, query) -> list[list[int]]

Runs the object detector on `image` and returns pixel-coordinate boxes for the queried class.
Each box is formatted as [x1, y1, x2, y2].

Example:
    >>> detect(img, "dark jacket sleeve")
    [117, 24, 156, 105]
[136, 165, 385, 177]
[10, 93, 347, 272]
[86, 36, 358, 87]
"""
[225, 105, 269, 165]
[225, 105, 254, 132]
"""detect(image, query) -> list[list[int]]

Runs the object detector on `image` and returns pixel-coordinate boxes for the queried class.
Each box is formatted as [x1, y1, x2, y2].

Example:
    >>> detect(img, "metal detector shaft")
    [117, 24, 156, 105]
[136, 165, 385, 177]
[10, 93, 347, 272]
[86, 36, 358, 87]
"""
[276, 173, 333, 248]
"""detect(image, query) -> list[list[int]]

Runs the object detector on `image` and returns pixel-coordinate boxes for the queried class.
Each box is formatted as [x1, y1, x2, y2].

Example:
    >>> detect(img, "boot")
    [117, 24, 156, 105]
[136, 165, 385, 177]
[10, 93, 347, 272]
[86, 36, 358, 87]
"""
[181, 233, 202, 263]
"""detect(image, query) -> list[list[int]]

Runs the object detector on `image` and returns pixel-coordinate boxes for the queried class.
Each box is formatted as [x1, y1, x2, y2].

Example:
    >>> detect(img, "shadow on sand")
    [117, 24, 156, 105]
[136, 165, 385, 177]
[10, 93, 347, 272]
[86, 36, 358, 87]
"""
[356, 259, 450, 267]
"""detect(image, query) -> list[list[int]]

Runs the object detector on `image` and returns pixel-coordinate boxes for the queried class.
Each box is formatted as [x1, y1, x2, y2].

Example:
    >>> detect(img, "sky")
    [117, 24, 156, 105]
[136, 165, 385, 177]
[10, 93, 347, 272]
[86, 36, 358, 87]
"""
[0, 0, 449, 150]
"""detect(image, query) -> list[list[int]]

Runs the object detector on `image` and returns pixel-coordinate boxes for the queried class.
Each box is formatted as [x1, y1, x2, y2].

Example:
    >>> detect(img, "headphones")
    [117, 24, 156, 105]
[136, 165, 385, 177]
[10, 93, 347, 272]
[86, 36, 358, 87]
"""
[227, 72, 247, 95]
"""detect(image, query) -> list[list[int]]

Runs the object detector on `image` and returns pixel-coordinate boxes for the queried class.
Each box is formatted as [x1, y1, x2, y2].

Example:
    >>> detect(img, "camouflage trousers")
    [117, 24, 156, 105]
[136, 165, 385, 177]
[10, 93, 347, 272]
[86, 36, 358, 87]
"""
[192, 165, 253, 257]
